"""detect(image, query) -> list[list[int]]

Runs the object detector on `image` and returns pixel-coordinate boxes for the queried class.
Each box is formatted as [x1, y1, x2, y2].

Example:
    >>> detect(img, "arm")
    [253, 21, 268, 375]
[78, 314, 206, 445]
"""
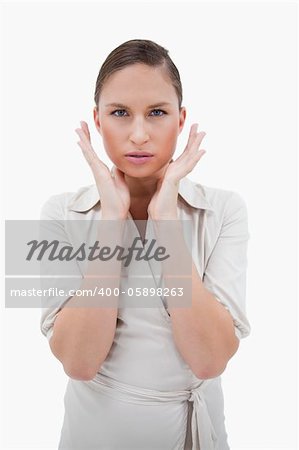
[147, 124, 250, 380]
[168, 260, 240, 380]
[153, 192, 250, 379]
[48, 219, 126, 381]
[41, 121, 131, 381]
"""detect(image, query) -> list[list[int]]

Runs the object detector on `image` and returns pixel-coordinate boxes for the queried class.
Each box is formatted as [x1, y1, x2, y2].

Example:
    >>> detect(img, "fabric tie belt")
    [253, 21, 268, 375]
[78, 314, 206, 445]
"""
[83, 373, 217, 450]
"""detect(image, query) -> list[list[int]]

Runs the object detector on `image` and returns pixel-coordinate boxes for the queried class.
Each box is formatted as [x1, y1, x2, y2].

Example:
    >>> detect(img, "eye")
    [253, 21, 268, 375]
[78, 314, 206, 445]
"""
[150, 109, 167, 117]
[111, 109, 128, 117]
[110, 108, 167, 117]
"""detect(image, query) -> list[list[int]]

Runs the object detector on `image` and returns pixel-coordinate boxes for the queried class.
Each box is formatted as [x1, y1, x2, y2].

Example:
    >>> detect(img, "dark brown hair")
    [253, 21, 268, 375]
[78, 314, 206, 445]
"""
[94, 39, 183, 110]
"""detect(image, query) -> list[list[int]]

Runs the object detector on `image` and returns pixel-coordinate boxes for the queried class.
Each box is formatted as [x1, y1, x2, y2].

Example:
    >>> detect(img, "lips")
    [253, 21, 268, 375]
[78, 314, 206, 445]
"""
[125, 154, 154, 165]
[125, 152, 153, 157]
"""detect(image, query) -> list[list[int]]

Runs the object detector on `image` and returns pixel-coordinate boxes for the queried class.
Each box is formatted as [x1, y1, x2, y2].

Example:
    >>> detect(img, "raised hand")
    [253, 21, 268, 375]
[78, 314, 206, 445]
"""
[75, 121, 130, 219]
[147, 123, 206, 220]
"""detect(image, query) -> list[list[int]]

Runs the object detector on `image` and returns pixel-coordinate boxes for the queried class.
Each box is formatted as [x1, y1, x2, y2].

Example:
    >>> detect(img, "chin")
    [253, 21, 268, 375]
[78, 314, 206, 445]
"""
[126, 165, 168, 178]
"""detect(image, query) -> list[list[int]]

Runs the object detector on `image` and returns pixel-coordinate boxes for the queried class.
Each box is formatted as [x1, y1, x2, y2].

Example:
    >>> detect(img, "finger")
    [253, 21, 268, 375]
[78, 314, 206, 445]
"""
[190, 149, 206, 167]
[188, 123, 199, 146]
[75, 129, 100, 163]
[175, 130, 206, 165]
[180, 124, 200, 157]
[81, 147, 110, 185]
[190, 123, 199, 137]
[183, 148, 206, 175]
[189, 132, 206, 153]
[182, 142, 207, 169]
[75, 127, 92, 149]
[80, 121, 91, 141]
[196, 149, 206, 158]
[75, 128, 100, 167]
[77, 142, 98, 167]
[76, 138, 96, 164]
[74, 127, 112, 189]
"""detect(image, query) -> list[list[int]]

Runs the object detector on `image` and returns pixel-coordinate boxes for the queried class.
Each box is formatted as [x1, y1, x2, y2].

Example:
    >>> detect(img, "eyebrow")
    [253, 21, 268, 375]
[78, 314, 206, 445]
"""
[105, 102, 172, 109]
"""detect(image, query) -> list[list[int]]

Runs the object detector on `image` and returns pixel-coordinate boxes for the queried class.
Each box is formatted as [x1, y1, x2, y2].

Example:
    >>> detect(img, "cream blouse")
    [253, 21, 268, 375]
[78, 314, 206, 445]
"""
[40, 175, 251, 450]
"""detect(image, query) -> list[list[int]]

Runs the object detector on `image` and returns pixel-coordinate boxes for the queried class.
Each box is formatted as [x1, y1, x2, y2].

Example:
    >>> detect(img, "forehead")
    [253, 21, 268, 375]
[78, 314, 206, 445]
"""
[99, 63, 177, 103]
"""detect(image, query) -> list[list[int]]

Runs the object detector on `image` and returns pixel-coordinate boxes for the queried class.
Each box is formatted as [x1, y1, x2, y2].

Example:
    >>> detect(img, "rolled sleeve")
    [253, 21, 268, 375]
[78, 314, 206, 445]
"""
[39, 194, 82, 342]
[203, 192, 251, 340]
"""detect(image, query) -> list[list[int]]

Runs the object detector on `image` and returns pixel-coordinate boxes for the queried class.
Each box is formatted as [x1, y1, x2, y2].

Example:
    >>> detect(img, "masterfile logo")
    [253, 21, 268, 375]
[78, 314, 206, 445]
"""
[5, 219, 193, 309]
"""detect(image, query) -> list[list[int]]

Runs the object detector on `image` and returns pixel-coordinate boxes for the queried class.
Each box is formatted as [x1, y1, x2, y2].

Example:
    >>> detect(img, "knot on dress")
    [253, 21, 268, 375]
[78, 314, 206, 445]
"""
[84, 373, 217, 450]
[187, 385, 218, 450]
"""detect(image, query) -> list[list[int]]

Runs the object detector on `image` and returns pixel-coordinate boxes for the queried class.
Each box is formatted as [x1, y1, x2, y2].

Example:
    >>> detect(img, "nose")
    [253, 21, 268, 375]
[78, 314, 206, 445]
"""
[129, 119, 150, 146]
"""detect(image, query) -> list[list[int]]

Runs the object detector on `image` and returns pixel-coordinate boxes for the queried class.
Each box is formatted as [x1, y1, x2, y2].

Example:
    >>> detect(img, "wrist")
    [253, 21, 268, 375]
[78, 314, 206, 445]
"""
[149, 212, 178, 221]
[101, 212, 128, 221]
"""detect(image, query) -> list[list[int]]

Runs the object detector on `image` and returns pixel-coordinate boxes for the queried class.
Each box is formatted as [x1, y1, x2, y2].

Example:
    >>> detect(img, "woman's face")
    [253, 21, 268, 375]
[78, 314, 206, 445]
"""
[93, 63, 186, 180]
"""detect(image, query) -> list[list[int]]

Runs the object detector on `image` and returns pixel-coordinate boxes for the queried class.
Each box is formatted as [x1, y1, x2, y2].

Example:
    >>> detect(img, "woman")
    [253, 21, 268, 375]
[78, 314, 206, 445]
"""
[40, 39, 251, 450]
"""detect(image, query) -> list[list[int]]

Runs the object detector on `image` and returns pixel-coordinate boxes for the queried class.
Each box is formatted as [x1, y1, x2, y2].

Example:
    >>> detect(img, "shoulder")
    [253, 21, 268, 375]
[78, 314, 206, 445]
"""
[183, 177, 248, 218]
[202, 183, 248, 216]
[40, 184, 97, 220]
[198, 182, 249, 238]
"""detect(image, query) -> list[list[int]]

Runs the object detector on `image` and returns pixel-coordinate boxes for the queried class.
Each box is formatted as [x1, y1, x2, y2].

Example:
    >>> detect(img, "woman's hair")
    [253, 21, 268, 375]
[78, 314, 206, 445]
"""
[94, 39, 182, 110]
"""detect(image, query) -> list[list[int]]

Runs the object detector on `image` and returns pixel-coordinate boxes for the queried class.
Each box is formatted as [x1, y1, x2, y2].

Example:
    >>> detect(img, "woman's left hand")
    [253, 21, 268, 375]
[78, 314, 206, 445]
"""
[147, 124, 207, 220]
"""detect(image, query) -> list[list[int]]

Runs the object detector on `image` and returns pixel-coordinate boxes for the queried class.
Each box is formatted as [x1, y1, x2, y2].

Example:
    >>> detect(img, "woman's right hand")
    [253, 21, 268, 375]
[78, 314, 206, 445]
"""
[75, 121, 130, 219]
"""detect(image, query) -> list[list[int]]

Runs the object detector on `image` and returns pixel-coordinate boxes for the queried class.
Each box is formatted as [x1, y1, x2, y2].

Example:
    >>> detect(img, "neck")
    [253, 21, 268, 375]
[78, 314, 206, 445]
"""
[124, 164, 169, 199]
[124, 175, 158, 200]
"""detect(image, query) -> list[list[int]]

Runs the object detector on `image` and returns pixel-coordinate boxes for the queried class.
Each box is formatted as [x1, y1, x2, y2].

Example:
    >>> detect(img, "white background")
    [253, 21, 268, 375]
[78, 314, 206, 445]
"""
[1, 1, 298, 449]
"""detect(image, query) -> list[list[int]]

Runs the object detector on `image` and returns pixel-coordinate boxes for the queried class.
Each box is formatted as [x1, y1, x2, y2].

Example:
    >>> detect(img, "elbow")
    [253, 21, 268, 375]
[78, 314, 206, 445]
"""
[194, 363, 227, 380]
[64, 362, 99, 381]
[193, 333, 240, 380]
[194, 345, 238, 379]
[49, 336, 100, 381]
[196, 350, 239, 380]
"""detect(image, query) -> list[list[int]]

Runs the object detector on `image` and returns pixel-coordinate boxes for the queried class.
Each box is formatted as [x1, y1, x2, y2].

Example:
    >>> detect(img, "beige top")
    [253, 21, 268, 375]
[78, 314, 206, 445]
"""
[40, 176, 251, 450]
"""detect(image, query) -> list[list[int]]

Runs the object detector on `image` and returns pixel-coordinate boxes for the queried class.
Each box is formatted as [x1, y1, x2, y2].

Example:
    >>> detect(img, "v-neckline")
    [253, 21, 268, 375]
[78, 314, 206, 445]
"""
[125, 212, 170, 318]
[127, 211, 149, 248]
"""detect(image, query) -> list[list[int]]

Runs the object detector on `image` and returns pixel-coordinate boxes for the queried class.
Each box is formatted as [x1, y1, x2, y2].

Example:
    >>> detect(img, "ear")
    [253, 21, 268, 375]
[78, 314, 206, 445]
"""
[178, 106, 186, 134]
[93, 107, 102, 135]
